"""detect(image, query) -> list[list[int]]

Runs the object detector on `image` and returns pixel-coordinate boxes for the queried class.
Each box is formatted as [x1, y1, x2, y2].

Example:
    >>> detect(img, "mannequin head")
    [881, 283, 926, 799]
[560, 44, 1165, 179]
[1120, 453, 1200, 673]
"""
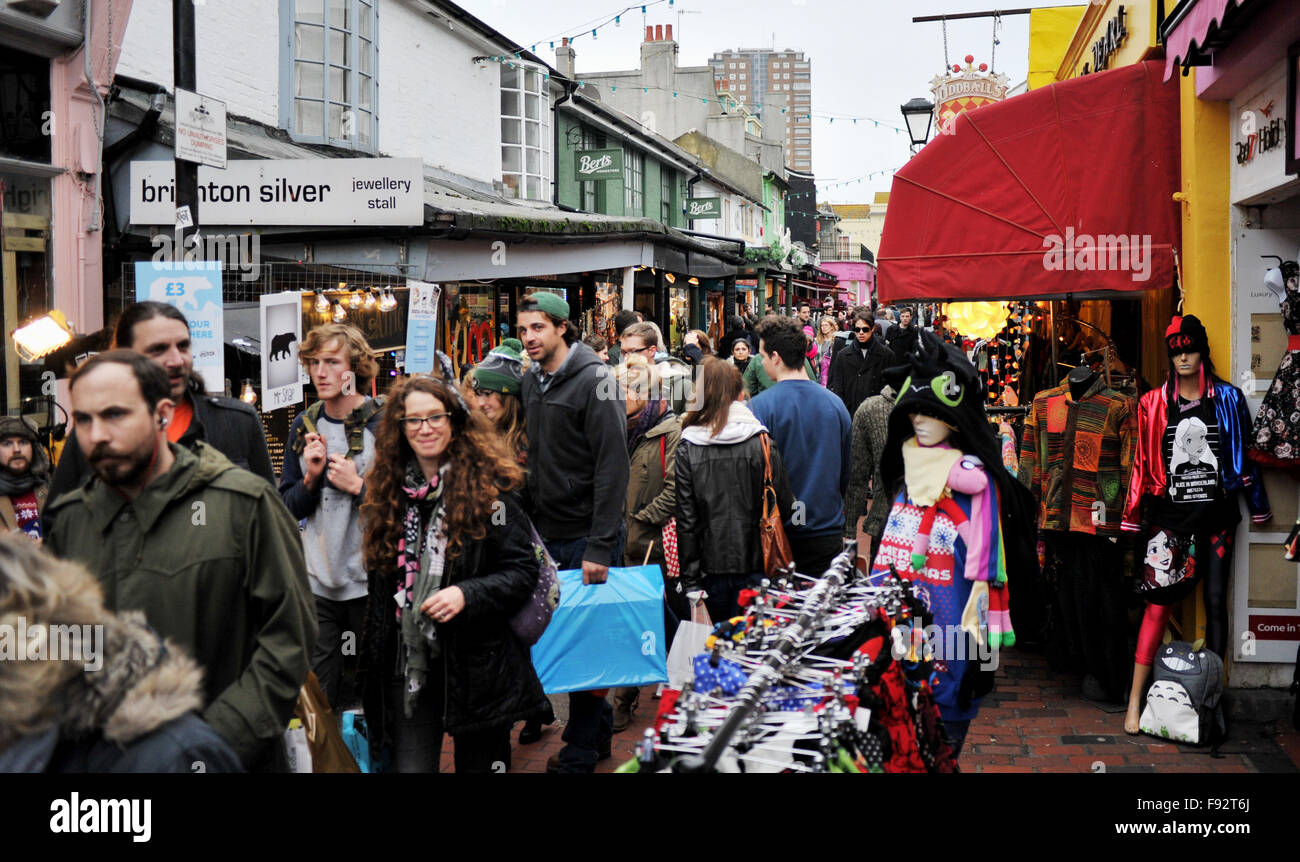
[1171, 351, 1201, 379]
[910, 413, 953, 447]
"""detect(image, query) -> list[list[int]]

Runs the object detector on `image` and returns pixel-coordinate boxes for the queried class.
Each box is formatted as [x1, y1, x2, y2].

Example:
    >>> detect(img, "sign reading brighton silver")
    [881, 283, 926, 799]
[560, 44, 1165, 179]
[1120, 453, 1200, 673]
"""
[574, 148, 624, 180]
[685, 197, 722, 220]
[129, 158, 424, 226]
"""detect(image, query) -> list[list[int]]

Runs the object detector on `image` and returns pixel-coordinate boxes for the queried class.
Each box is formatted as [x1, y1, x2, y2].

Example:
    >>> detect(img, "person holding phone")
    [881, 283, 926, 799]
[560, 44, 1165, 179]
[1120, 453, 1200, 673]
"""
[280, 323, 384, 712]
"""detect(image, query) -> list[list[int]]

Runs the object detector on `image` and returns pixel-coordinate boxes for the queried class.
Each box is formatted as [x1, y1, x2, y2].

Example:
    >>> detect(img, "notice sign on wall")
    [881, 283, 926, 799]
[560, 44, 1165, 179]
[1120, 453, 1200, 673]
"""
[686, 197, 722, 220]
[404, 280, 442, 374]
[260, 291, 304, 411]
[175, 88, 228, 169]
[129, 158, 425, 226]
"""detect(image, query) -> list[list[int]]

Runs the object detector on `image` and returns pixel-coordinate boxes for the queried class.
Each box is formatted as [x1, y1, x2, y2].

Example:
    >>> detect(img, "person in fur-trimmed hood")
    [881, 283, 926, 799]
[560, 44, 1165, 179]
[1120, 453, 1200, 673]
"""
[0, 536, 242, 773]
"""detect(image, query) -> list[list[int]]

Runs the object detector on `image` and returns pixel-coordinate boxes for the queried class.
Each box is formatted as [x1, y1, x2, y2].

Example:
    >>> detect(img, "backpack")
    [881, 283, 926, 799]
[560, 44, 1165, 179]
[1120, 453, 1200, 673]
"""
[1138, 640, 1225, 745]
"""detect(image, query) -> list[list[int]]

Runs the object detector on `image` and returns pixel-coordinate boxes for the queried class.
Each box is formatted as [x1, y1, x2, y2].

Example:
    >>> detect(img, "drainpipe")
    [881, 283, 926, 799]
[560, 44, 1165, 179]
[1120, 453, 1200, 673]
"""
[552, 78, 579, 207]
[83, 0, 106, 232]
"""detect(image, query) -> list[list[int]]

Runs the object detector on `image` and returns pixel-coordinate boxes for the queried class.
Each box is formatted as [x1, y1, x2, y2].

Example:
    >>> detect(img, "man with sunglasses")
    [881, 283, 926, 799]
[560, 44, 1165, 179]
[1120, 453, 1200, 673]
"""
[279, 323, 383, 711]
[827, 307, 894, 419]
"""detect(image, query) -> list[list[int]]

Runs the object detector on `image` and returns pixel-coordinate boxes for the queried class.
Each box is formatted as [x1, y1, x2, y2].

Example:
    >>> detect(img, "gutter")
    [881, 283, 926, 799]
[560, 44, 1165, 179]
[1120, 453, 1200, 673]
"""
[551, 77, 578, 207]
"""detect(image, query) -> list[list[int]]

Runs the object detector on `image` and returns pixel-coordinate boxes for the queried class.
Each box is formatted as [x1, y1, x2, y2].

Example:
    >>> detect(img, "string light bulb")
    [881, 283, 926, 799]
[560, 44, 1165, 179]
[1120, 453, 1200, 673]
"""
[239, 380, 258, 407]
[364, 287, 378, 309]
[332, 301, 347, 323]
[349, 291, 363, 309]
[314, 291, 331, 313]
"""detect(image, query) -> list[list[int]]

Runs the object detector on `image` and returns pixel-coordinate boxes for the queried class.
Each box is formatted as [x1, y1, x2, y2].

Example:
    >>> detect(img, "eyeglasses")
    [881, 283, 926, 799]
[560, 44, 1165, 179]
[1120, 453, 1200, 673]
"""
[400, 413, 450, 431]
[853, 326, 873, 333]
[627, 344, 657, 356]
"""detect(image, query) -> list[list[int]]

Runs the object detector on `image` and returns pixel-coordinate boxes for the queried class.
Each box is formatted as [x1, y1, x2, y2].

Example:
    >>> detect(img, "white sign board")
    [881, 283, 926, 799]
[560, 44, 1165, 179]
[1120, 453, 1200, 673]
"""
[129, 158, 425, 226]
[260, 291, 304, 411]
[405, 280, 441, 374]
[175, 88, 227, 169]
[134, 261, 225, 394]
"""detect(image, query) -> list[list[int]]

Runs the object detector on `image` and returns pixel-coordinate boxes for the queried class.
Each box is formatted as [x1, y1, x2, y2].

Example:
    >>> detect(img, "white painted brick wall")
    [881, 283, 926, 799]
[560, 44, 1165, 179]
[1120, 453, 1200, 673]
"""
[116, 0, 510, 186]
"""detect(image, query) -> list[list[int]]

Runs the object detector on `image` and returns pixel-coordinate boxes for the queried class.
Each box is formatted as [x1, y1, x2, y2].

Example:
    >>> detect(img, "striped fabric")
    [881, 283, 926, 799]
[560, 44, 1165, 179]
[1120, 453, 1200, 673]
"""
[1017, 381, 1137, 537]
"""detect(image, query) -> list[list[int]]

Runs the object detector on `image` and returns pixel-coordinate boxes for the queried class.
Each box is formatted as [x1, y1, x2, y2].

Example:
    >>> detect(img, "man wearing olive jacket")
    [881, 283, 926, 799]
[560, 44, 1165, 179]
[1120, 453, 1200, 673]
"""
[45, 351, 316, 771]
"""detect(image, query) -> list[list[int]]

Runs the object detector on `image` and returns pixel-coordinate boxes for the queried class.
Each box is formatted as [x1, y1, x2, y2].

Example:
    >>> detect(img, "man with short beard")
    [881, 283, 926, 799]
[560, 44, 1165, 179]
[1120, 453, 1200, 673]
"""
[44, 350, 316, 771]
[0, 416, 49, 541]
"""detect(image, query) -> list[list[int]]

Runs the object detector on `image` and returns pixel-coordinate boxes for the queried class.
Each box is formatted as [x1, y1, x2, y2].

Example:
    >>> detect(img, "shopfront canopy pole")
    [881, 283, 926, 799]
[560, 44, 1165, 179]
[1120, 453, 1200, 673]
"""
[1049, 301, 1059, 377]
[173, 0, 199, 250]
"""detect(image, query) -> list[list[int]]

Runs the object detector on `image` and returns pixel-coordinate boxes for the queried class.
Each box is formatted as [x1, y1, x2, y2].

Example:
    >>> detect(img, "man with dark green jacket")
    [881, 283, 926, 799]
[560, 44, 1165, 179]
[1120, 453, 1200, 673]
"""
[45, 350, 316, 771]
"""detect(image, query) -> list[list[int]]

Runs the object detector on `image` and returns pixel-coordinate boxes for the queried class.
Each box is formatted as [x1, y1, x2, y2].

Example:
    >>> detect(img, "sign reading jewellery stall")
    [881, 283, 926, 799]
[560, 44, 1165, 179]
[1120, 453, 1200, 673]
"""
[685, 197, 722, 220]
[574, 148, 624, 181]
[129, 158, 425, 225]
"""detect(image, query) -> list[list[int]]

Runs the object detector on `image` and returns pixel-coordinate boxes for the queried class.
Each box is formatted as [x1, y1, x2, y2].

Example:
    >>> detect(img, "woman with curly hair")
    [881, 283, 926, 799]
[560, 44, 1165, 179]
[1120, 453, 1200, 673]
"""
[359, 375, 549, 772]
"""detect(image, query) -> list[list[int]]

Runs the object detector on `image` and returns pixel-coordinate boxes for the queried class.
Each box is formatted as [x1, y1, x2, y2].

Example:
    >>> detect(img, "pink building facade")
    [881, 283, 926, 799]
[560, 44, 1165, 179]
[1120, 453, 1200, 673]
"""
[819, 259, 876, 307]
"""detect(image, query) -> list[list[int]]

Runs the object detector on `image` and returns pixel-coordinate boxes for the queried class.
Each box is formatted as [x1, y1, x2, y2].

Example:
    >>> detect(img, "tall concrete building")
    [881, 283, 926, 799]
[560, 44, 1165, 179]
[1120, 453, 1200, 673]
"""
[708, 48, 812, 171]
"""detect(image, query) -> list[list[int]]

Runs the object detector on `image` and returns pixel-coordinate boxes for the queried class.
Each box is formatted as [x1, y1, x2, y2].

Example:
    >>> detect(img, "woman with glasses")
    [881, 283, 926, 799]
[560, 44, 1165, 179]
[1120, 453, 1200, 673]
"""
[359, 375, 549, 772]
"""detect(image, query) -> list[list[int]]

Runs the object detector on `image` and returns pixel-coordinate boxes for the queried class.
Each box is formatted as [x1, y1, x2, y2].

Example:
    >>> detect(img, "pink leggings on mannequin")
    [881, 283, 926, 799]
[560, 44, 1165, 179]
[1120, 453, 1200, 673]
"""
[1135, 603, 1173, 666]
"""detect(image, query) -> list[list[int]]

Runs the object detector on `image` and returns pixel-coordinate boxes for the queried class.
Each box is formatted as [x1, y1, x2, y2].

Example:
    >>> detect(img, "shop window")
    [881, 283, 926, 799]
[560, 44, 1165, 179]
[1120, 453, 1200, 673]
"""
[501, 62, 551, 201]
[1, 172, 53, 410]
[624, 149, 644, 216]
[0, 48, 51, 164]
[281, 0, 379, 151]
[660, 168, 674, 224]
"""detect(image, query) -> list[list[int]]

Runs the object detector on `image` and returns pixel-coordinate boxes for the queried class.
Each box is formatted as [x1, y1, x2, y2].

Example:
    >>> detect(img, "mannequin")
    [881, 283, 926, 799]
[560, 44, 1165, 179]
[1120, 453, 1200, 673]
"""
[1248, 255, 1300, 472]
[1120, 315, 1271, 734]
[1019, 360, 1136, 702]
[870, 331, 1035, 759]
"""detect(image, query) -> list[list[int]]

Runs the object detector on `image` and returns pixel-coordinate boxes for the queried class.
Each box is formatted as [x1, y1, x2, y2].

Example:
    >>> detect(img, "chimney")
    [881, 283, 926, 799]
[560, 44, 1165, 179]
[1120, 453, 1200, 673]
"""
[655, 24, 663, 41]
[645, 25, 653, 41]
[555, 36, 574, 79]
[666, 24, 673, 41]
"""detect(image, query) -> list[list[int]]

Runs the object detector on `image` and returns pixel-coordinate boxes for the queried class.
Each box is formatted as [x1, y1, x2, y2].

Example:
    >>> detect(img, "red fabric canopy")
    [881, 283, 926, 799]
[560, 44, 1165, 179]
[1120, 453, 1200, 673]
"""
[877, 61, 1180, 303]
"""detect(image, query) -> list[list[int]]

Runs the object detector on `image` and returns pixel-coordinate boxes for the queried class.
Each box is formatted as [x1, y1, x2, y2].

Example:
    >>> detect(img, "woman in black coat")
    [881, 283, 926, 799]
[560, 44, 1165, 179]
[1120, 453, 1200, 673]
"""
[675, 358, 795, 622]
[360, 376, 548, 773]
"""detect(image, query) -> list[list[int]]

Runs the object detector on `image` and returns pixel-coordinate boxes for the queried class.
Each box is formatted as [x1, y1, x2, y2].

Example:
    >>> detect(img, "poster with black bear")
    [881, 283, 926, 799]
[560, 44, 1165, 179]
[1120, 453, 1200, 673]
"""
[260, 291, 304, 410]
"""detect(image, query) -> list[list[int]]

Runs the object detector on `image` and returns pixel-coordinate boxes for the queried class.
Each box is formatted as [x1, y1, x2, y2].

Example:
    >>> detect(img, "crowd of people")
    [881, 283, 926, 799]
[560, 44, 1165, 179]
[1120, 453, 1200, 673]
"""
[0, 290, 989, 774]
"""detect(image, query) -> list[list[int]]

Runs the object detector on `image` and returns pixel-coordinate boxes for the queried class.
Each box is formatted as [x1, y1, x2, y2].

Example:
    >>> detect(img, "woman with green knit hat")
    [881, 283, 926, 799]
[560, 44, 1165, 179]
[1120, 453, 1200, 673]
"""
[469, 338, 527, 463]
[467, 337, 555, 744]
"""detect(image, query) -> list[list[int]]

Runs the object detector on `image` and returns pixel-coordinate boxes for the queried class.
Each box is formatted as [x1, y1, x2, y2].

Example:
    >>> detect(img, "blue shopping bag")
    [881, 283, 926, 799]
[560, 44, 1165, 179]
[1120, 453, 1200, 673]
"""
[530, 565, 668, 694]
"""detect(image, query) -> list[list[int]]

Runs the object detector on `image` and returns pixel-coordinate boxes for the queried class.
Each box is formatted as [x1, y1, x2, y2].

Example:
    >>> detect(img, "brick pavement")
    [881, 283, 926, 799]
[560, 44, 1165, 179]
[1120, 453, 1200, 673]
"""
[442, 648, 1299, 773]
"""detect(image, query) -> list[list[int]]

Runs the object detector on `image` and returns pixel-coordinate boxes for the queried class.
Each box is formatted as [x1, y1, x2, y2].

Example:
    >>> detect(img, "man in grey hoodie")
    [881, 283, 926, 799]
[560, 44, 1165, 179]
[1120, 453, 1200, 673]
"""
[518, 292, 630, 773]
[279, 324, 382, 711]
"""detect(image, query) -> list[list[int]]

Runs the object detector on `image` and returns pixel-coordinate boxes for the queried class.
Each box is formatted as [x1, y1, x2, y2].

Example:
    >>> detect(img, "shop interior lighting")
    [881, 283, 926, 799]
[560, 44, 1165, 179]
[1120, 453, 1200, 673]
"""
[332, 300, 348, 322]
[239, 379, 258, 407]
[665, 273, 676, 284]
[12, 310, 74, 362]
[688, 277, 700, 285]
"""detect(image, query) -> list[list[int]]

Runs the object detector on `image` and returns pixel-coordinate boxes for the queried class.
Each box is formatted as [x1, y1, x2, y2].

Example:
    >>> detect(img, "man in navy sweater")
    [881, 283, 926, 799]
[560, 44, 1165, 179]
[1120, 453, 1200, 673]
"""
[750, 315, 853, 577]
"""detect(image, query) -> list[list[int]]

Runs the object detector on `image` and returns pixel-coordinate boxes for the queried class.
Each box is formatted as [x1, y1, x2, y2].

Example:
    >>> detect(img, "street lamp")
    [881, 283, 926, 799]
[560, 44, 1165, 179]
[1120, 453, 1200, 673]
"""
[900, 97, 935, 152]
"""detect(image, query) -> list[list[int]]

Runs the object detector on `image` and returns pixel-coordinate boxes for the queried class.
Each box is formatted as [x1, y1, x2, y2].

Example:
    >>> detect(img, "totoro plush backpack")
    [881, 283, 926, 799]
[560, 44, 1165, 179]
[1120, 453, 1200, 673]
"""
[1139, 640, 1225, 745]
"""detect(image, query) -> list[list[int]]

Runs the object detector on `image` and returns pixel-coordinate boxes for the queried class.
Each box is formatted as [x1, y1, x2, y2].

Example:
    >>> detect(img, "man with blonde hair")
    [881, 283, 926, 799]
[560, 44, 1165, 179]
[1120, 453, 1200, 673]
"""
[279, 323, 382, 710]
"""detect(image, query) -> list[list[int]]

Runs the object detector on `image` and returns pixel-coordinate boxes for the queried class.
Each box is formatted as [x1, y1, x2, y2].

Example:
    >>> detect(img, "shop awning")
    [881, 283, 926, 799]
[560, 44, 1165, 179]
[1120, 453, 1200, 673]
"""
[1162, 0, 1257, 82]
[877, 61, 1180, 303]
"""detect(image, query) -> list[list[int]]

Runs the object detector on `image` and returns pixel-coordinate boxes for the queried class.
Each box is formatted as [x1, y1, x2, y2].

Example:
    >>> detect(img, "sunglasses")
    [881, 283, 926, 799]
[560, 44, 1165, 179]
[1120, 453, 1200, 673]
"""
[853, 326, 873, 333]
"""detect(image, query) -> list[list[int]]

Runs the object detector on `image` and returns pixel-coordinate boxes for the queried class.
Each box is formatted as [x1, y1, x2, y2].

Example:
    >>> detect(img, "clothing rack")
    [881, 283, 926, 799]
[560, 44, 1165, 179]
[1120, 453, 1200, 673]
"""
[672, 546, 859, 773]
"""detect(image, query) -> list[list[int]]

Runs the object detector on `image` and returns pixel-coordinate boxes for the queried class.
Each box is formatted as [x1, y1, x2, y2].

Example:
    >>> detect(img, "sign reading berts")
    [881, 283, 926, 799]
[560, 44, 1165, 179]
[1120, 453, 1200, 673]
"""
[574, 148, 623, 180]
[129, 158, 424, 226]
[685, 197, 722, 220]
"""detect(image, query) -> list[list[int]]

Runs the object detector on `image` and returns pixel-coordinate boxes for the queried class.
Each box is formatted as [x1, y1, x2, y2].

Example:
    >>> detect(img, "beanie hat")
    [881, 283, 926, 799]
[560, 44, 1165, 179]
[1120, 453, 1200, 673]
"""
[1165, 315, 1210, 358]
[472, 338, 524, 396]
[522, 291, 570, 321]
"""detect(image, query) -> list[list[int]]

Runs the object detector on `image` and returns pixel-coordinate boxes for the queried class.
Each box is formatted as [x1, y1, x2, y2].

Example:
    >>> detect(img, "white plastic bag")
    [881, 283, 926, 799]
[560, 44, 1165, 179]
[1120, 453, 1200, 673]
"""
[666, 592, 712, 690]
[284, 718, 313, 773]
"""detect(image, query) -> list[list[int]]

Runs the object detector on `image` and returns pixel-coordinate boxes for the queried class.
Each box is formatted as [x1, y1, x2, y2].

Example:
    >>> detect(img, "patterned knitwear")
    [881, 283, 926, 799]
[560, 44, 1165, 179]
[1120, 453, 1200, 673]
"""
[1017, 376, 1137, 537]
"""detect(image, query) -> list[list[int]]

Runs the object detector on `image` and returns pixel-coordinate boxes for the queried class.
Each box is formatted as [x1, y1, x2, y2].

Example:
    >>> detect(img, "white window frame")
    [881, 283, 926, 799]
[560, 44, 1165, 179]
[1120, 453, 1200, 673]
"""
[280, 0, 379, 151]
[624, 149, 644, 215]
[500, 61, 551, 201]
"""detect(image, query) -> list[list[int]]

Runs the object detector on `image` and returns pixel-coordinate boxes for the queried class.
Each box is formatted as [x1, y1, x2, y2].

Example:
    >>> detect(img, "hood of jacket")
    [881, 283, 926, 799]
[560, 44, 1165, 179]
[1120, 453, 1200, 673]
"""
[681, 401, 768, 446]
[536, 341, 606, 390]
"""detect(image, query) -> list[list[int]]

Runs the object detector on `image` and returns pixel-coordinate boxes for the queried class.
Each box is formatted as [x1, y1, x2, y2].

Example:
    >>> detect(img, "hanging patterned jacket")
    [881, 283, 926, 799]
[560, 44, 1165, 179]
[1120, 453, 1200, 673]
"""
[1120, 379, 1271, 532]
[1017, 377, 1137, 537]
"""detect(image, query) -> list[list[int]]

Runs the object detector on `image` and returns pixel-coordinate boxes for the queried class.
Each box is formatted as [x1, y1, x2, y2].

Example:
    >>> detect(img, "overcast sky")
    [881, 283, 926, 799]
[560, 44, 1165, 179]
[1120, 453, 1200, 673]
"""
[457, 0, 1089, 203]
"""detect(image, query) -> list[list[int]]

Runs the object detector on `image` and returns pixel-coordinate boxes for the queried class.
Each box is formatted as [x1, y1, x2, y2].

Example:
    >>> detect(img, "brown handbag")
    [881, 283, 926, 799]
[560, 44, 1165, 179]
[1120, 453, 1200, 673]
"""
[759, 433, 795, 580]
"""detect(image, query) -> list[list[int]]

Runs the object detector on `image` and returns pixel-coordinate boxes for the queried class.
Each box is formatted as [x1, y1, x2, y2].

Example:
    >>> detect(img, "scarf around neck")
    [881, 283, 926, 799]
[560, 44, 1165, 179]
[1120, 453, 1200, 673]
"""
[901, 437, 962, 507]
[627, 399, 669, 453]
[0, 468, 41, 496]
[396, 459, 448, 717]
